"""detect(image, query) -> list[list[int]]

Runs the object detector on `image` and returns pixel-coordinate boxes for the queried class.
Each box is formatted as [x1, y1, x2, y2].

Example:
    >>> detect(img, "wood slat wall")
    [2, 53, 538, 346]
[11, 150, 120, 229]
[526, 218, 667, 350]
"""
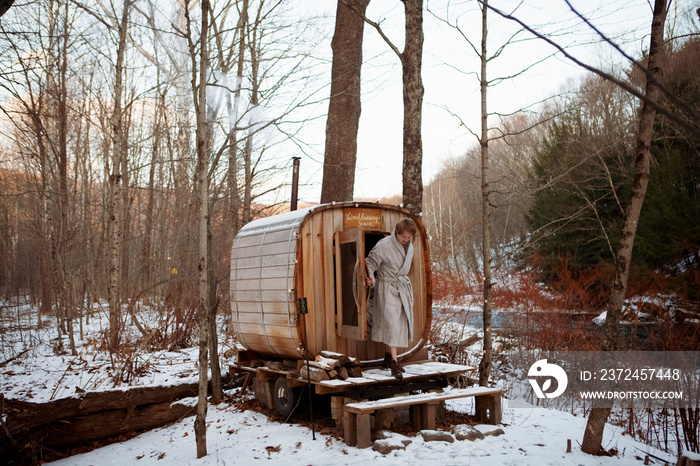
[297, 205, 430, 361]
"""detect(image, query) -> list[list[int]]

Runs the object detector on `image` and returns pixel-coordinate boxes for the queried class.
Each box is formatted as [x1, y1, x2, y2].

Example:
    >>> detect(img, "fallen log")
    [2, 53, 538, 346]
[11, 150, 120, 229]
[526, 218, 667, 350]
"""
[3, 383, 200, 434]
[12, 397, 195, 451]
[0, 376, 231, 463]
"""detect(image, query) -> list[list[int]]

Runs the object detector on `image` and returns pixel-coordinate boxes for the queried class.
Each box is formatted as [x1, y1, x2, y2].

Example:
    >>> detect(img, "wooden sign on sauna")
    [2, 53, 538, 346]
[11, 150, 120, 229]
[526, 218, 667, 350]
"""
[343, 207, 381, 229]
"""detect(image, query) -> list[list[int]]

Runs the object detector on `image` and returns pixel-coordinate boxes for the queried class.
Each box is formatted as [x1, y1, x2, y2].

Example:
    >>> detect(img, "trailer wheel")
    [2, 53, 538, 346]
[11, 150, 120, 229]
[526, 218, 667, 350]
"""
[274, 377, 301, 418]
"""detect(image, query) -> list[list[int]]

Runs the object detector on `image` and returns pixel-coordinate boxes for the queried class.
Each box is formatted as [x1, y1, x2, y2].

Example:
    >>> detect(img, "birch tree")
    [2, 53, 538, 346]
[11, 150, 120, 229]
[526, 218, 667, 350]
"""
[107, 0, 133, 350]
[181, 0, 212, 456]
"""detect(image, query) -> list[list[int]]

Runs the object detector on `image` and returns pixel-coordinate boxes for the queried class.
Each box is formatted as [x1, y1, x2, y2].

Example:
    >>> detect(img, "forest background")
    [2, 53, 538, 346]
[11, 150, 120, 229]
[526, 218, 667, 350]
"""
[0, 0, 699, 460]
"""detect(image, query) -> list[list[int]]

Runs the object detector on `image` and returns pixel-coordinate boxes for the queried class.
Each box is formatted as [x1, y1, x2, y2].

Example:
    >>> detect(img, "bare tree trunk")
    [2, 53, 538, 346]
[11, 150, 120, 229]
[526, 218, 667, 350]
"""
[400, 0, 424, 216]
[56, 0, 77, 356]
[581, 0, 667, 454]
[38, 130, 52, 332]
[242, 136, 252, 224]
[320, 0, 369, 203]
[344, 0, 424, 213]
[205, 30, 222, 408]
[477, 0, 492, 387]
[120, 106, 133, 301]
[74, 68, 94, 339]
[227, 114, 240, 231]
[27, 78, 52, 329]
[226, 0, 247, 233]
[207, 222, 222, 404]
[107, 0, 132, 351]
[242, 7, 263, 224]
[141, 88, 163, 298]
[189, 0, 211, 458]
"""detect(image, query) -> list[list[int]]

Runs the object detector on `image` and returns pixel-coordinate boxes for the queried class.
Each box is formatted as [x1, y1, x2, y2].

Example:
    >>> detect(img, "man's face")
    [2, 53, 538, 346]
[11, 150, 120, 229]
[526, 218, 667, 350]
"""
[397, 230, 413, 245]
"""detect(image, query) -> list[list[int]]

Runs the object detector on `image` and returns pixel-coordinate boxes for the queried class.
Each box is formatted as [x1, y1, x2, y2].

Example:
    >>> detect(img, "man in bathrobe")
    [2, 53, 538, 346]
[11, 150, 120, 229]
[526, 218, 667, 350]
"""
[364, 218, 417, 379]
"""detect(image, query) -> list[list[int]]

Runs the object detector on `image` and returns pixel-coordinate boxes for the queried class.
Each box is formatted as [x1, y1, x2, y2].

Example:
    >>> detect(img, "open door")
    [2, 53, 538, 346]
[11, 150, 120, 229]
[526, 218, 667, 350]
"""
[334, 228, 368, 340]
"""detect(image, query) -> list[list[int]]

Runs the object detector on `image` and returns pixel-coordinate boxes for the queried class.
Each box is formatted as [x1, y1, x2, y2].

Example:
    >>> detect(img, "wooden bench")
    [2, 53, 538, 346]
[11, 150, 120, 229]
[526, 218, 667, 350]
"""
[342, 386, 502, 448]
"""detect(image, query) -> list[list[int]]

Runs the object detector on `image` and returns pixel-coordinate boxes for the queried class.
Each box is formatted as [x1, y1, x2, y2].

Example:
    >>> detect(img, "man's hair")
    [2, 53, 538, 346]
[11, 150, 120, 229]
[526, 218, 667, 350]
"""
[395, 218, 417, 236]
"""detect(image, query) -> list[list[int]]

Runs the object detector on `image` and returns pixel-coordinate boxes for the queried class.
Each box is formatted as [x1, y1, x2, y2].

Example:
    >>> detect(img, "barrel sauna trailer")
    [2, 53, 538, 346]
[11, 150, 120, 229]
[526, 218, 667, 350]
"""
[229, 202, 432, 365]
[229, 202, 481, 422]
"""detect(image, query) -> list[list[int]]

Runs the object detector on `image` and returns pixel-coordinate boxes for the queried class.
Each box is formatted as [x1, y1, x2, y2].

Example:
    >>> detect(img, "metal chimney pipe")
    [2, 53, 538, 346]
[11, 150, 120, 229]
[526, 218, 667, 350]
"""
[290, 156, 301, 211]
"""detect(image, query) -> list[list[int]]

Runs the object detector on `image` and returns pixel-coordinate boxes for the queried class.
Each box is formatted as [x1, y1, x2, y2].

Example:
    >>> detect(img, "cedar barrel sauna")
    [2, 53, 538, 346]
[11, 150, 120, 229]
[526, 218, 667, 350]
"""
[229, 201, 432, 365]
[229, 202, 487, 429]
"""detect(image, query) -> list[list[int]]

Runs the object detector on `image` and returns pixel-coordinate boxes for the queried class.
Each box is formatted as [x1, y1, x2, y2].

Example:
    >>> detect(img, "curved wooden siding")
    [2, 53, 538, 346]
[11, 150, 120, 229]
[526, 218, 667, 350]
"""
[296, 203, 432, 362]
[230, 202, 432, 363]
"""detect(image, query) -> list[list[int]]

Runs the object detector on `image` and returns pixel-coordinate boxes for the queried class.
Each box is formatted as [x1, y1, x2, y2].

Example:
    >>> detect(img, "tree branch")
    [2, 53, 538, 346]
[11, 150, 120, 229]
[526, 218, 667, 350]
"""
[486, 2, 700, 139]
[339, 0, 403, 60]
[563, 0, 700, 128]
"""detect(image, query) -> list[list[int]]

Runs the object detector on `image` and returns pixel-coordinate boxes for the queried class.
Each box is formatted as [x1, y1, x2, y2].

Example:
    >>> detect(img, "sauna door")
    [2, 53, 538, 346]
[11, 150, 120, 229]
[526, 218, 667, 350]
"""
[334, 228, 368, 340]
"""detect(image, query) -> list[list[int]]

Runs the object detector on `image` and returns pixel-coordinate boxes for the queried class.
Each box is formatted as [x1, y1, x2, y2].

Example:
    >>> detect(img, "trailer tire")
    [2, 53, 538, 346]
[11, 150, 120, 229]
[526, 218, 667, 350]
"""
[274, 377, 301, 418]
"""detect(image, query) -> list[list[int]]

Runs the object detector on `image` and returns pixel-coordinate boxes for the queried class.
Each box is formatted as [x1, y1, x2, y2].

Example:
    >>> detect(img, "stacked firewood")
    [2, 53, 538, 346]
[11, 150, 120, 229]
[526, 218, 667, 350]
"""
[298, 351, 363, 382]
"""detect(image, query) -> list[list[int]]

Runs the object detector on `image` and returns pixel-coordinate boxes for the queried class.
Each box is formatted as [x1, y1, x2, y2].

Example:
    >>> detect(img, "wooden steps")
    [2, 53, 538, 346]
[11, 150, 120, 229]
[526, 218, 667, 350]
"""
[316, 361, 473, 394]
[342, 386, 503, 449]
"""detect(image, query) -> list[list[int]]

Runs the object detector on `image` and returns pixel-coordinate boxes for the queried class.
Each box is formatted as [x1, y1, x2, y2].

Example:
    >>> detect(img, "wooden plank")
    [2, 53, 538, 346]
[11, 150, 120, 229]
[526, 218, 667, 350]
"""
[233, 315, 299, 354]
[492, 393, 502, 424]
[234, 312, 294, 326]
[347, 339, 359, 360]
[323, 209, 339, 352]
[310, 212, 325, 356]
[343, 412, 357, 447]
[232, 241, 293, 259]
[345, 387, 502, 413]
[314, 362, 472, 393]
[357, 369, 395, 383]
[315, 379, 354, 395]
[231, 276, 293, 291]
[234, 302, 291, 317]
[232, 253, 295, 270]
[233, 290, 290, 302]
[402, 361, 473, 375]
[424, 403, 437, 429]
[299, 220, 313, 354]
[412, 403, 423, 431]
[236, 333, 300, 352]
[244, 344, 300, 360]
[356, 413, 371, 448]
[381, 210, 396, 233]
[236, 322, 297, 338]
[233, 264, 294, 280]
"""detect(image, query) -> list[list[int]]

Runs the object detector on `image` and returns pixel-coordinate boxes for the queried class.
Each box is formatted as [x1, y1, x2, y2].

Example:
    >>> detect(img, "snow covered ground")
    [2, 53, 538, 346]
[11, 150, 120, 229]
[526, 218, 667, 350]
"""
[47, 392, 674, 466]
[0, 300, 679, 465]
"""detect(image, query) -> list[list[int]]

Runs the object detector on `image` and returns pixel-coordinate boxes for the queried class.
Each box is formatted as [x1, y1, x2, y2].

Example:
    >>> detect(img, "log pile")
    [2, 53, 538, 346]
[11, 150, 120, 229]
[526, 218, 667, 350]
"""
[298, 351, 363, 382]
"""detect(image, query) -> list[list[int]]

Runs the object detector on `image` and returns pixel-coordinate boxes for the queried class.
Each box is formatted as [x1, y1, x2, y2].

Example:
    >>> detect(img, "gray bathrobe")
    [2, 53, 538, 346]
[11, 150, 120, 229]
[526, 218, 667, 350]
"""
[365, 230, 414, 348]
